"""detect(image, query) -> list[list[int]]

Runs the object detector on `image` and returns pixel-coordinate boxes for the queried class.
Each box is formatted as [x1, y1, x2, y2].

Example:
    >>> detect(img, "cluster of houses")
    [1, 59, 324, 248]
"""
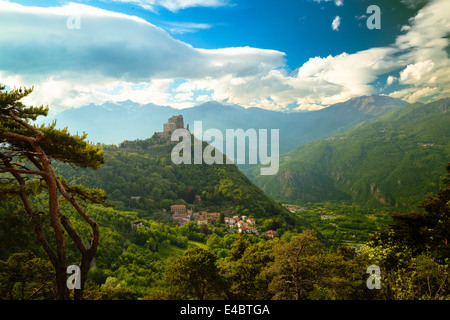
[224, 215, 258, 235]
[170, 204, 221, 226]
[169, 204, 276, 237]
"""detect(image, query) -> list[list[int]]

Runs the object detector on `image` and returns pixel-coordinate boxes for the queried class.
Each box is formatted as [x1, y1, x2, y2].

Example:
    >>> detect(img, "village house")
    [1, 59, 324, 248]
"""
[192, 211, 220, 226]
[200, 211, 220, 221]
[170, 204, 187, 214]
[170, 204, 222, 227]
[264, 230, 276, 238]
[171, 213, 190, 225]
[131, 220, 143, 231]
[225, 217, 238, 225]
[238, 225, 259, 235]
[224, 215, 259, 235]
[237, 220, 246, 228]
[227, 223, 237, 229]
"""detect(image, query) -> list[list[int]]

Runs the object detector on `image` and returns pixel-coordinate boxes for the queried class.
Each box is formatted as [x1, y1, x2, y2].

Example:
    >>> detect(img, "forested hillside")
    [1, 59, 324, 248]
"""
[3, 163, 450, 300]
[54, 139, 299, 226]
[248, 98, 450, 209]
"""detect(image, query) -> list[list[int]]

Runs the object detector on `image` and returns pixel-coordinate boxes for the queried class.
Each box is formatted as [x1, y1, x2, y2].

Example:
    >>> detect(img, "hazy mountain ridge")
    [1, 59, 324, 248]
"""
[41, 95, 410, 155]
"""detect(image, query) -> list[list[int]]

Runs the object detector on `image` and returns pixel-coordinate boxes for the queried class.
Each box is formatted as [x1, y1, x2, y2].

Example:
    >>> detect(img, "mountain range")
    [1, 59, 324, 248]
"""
[40, 95, 410, 155]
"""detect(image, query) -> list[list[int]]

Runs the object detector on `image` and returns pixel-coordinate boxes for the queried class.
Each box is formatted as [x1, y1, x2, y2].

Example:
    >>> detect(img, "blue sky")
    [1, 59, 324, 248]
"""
[0, 0, 449, 111]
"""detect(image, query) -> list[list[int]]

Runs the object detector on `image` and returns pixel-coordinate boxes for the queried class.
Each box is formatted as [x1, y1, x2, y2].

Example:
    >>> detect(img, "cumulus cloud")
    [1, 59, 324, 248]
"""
[292, 47, 403, 106]
[386, 75, 397, 86]
[389, 86, 439, 103]
[331, 16, 341, 31]
[399, 60, 435, 83]
[389, 0, 450, 102]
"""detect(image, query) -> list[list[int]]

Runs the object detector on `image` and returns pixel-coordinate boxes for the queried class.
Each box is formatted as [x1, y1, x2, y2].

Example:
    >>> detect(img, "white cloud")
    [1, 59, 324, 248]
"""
[389, 0, 450, 102]
[386, 75, 397, 86]
[400, 25, 411, 32]
[389, 86, 439, 103]
[291, 46, 403, 107]
[196, 94, 212, 102]
[399, 60, 435, 83]
[294, 103, 326, 111]
[109, 0, 228, 12]
[332, 16, 341, 31]
[174, 91, 194, 101]
[163, 21, 212, 34]
[0, 0, 449, 112]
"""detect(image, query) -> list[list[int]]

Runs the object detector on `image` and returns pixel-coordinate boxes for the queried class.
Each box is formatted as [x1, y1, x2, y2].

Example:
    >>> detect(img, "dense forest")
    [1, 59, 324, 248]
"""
[52, 139, 303, 232]
[2, 162, 450, 300]
[1, 149, 450, 300]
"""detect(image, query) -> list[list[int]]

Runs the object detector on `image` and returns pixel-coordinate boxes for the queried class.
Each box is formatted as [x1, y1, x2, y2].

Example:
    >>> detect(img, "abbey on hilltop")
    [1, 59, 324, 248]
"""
[154, 115, 189, 141]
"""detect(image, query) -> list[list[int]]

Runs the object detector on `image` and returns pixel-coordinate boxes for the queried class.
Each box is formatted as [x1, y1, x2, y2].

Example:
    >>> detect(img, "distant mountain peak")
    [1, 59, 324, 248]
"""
[194, 100, 245, 111]
[346, 94, 408, 105]
[328, 94, 409, 114]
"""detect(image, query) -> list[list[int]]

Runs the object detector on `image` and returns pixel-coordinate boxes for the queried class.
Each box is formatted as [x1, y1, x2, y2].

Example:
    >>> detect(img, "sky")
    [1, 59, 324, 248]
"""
[0, 0, 449, 111]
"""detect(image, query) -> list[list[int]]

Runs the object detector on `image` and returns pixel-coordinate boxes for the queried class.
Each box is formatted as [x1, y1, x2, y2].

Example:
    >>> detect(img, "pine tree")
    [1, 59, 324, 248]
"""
[0, 85, 106, 299]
